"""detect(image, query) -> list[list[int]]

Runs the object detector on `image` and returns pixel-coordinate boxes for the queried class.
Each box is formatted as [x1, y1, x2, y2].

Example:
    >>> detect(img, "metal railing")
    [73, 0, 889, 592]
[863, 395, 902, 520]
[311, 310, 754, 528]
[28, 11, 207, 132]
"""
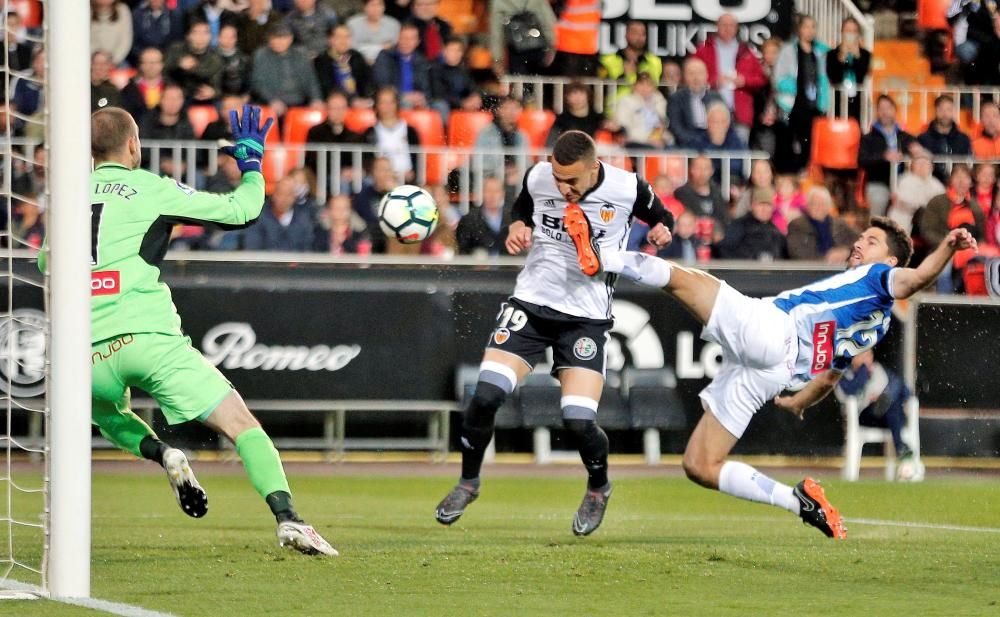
[795, 0, 874, 52]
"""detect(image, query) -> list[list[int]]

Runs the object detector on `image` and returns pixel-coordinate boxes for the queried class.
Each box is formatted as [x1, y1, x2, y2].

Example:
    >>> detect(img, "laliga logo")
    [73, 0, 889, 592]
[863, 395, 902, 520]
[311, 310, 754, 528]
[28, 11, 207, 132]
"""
[0, 309, 47, 397]
[676, 332, 723, 379]
[202, 322, 361, 371]
[606, 300, 664, 370]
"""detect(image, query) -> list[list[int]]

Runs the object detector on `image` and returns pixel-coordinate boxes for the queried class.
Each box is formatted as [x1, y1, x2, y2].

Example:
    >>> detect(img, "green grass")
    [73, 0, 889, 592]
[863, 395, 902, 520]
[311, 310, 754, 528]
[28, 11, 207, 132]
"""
[3, 471, 1000, 616]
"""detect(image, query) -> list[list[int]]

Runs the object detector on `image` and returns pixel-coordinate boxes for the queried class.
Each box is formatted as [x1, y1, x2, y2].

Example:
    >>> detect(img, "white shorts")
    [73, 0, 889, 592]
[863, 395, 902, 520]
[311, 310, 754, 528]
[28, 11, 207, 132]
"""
[698, 283, 797, 439]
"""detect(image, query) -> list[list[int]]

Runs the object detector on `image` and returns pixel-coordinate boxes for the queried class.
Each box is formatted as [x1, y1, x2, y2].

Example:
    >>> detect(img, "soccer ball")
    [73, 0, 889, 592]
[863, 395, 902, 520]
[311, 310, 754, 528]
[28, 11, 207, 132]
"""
[378, 185, 439, 244]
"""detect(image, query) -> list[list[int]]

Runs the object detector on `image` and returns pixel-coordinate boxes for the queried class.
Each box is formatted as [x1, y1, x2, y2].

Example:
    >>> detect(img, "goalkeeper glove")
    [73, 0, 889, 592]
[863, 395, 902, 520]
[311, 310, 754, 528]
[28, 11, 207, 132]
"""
[220, 104, 274, 175]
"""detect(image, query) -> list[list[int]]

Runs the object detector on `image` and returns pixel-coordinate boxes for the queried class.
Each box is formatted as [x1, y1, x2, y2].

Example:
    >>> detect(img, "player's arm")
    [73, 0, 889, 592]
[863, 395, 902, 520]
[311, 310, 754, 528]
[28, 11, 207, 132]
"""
[506, 165, 535, 255]
[632, 177, 674, 248]
[774, 369, 844, 419]
[892, 228, 977, 299]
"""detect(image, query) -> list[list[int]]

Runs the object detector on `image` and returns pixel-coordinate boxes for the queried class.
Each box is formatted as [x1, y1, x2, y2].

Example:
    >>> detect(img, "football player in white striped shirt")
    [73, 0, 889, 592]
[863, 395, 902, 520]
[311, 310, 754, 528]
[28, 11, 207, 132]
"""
[598, 219, 976, 539]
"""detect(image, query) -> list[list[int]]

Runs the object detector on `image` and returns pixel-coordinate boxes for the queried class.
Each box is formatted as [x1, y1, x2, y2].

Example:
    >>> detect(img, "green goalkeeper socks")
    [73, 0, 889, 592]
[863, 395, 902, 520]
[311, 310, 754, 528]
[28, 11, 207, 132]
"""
[234, 426, 291, 503]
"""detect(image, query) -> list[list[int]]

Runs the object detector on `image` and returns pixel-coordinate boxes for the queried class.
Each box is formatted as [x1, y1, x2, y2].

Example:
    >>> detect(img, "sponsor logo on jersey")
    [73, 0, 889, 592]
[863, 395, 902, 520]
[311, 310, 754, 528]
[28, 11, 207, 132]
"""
[0, 308, 46, 397]
[811, 321, 835, 374]
[599, 204, 615, 223]
[91, 270, 121, 296]
[201, 322, 361, 371]
[540, 213, 607, 243]
[493, 328, 510, 345]
[573, 337, 598, 361]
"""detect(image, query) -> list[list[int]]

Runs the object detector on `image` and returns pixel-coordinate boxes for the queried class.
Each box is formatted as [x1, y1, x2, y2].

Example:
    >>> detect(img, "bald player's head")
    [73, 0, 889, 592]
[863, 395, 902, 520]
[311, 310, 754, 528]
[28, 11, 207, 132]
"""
[92, 107, 141, 168]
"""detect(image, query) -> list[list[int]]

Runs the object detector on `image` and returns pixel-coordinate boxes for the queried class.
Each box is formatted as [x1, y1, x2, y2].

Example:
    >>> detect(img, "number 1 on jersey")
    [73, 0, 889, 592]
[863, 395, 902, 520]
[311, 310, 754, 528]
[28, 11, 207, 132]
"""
[91, 202, 106, 266]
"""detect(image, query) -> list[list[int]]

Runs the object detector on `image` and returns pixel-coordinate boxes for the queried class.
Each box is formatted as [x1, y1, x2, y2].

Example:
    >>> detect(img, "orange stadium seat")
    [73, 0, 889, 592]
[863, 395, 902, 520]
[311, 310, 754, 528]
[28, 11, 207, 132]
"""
[108, 67, 136, 90]
[918, 0, 951, 30]
[187, 105, 218, 139]
[811, 117, 861, 170]
[517, 109, 556, 150]
[256, 105, 280, 145]
[446, 110, 493, 169]
[283, 107, 326, 144]
[9, 0, 41, 29]
[643, 155, 686, 183]
[400, 109, 446, 184]
[262, 146, 299, 193]
[344, 107, 376, 134]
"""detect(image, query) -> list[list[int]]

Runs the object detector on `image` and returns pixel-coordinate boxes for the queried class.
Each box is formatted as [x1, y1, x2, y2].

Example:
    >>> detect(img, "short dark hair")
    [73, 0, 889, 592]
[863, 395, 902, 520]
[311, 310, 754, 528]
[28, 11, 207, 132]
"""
[876, 94, 896, 109]
[91, 107, 136, 160]
[934, 94, 954, 108]
[552, 130, 596, 165]
[869, 216, 913, 267]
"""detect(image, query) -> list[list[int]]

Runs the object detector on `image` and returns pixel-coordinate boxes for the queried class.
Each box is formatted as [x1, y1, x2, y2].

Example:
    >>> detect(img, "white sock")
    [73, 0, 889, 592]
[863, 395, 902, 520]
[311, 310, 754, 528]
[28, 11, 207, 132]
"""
[718, 461, 800, 515]
[600, 250, 671, 288]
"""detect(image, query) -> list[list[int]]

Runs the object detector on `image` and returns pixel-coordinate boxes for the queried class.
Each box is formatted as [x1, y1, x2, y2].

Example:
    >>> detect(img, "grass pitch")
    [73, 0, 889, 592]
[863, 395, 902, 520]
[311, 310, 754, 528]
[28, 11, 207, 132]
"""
[3, 466, 999, 617]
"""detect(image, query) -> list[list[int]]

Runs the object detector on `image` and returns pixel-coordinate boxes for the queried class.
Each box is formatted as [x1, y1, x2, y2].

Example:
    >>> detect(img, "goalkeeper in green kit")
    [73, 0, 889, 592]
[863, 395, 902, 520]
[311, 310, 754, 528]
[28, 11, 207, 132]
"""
[40, 105, 336, 556]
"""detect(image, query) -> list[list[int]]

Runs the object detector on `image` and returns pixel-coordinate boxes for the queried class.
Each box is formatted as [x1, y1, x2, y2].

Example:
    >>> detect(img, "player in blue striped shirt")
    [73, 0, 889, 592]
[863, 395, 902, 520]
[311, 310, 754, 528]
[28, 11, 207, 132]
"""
[597, 217, 976, 539]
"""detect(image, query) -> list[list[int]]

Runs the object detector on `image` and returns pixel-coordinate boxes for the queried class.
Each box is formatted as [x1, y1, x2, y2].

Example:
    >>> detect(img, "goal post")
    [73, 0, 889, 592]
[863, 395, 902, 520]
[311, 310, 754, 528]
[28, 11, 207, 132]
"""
[46, 0, 92, 599]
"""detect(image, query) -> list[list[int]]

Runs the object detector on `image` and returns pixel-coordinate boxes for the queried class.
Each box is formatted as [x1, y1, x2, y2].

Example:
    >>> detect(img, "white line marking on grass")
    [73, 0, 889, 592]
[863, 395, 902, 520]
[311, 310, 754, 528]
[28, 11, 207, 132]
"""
[846, 518, 1000, 534]
[0, 579, 178, 617]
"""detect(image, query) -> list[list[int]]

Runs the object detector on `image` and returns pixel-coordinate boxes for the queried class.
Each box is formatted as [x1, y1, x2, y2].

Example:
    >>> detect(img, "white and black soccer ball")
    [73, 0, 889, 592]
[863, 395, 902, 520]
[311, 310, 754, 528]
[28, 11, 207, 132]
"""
[378, 185, 439, 244]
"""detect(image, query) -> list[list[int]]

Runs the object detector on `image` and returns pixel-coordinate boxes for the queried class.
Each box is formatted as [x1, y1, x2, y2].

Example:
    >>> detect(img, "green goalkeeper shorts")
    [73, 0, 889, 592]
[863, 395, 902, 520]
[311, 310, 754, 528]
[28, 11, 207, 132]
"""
[91, 332, 233, 425]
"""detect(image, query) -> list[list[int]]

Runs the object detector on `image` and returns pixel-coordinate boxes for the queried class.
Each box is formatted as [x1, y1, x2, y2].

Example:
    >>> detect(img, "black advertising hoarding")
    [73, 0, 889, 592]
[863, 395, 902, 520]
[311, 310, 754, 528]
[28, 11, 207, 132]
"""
[915, 302, 1000, 410]
[600, 0, 795, 57]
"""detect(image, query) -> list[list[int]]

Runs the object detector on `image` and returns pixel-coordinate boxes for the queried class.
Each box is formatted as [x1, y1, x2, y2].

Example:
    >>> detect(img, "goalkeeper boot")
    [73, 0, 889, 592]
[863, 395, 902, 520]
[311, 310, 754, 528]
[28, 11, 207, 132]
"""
[572, 482, 612, 536]
[162, 448, 208, 518]
[564, 203, 602, 277]
[794, 477, 847, 539]
[277, 520, 339, 556]
[434, 482, 479, 525]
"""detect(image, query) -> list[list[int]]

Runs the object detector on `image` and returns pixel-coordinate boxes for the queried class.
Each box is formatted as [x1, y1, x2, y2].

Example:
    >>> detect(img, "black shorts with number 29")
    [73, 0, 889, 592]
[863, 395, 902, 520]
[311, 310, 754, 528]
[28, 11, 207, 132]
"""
[485, 298, 612, 377]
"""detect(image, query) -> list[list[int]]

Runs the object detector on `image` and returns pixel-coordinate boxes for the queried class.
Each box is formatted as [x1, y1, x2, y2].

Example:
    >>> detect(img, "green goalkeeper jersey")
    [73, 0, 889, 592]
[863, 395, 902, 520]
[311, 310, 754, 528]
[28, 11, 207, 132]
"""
[40, 163, 265, 343]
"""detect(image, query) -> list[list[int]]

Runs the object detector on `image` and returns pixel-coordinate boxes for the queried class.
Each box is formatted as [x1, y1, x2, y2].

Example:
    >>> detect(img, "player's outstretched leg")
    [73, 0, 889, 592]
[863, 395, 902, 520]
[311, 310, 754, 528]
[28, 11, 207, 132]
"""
[203, 392, 338, 556]
[560, 370, 612, 536]
[436, 355, 521, 525]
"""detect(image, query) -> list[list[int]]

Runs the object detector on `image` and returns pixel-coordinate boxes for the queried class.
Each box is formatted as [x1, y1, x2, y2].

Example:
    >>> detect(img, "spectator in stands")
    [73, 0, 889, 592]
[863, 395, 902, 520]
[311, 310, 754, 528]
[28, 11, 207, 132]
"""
[988, 191, 1000, 249]
[918, 94, 973, 182]
[748, 97, 796, 174]
[138, 83, 196, 177]
[120, 47, 165, 121]
[430, 37, 480, 122]
[11, 197, 44, 249]
[733, 158, 776, 220]
[674, 155, 727, 240]
[599, 20, 662, 97]
[615, 72, 668, 149]
[131, 0, 183, 66]
[364, 86, 420, 183]
[921, 166, 985, 289]
[165, 20, 224, 104]
[835, 350, 915, 469]
[456, 176, 508, 256]
[285, 0, 338, 58]
[754, 38, 781, 118]
[348, 0, 401, 64]
[474, 95, 527, 180]
[306, 91, 365, 184]
[825, 17, 870, 121]
[318, 194, 372, 255]
[239, 0, 283, 55]
[948, 0, 1000, 85]
[660, 58, 681, 90]
[551, 0, 600, 77]
[668, 57, 723, 149]
[973, 102, 1000, 158]
[652, 173, 685, 218]
[4, 11, 33, 75]
[185, 0, 240, 47]
[719, 187, 785, 260]
[92, 0, 133, 66]
[315, 24, 374, 102]
[354, 156, 398, 243]
[773, 174, 806, 232]
[859, 94, 917, 216]
[217, 23, 250, 96]
[786, 187, 856, 263]
[201, 92, 244, 141]
[489, 0, 555, 76]
[891, 148, 945, 233]
[373, 22, 432, 108]
[973, 162, 996, 213]
[251, 23, 324, 117]
[694, 101, 747, 184]
[11, 47, 44, 139]
[546, 82, 611, 147]
[289, 167, 321, 213]
[659, 211, 702, 262]
[692, 13, 766, 141]
[205, 153, 241, 194]
[774, 14, 830, 172]
[12, 147, 46, 204]
[91, 51, 122, 111]
[243, 177, 323, 252]
[409, 0, 452, 61]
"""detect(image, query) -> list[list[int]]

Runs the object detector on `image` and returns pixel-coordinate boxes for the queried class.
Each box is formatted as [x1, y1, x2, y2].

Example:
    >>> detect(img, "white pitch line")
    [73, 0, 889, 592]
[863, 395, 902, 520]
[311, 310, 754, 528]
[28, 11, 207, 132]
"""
[0, 579, 178, 617]
[846, 518, 1000, 534]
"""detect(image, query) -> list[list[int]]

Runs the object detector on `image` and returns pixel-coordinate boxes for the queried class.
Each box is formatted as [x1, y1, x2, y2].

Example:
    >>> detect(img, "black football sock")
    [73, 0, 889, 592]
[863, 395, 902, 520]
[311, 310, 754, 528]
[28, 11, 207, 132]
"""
[459, 382, 506, 483]
[266, 490, 302, 523]
[138, 435, 169, 467]
[563, 418, 610, 490]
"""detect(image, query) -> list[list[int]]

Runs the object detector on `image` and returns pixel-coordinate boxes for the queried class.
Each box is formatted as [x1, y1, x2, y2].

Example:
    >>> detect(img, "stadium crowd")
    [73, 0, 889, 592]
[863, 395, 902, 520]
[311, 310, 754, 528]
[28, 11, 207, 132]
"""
[2, 0, 999, 292]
